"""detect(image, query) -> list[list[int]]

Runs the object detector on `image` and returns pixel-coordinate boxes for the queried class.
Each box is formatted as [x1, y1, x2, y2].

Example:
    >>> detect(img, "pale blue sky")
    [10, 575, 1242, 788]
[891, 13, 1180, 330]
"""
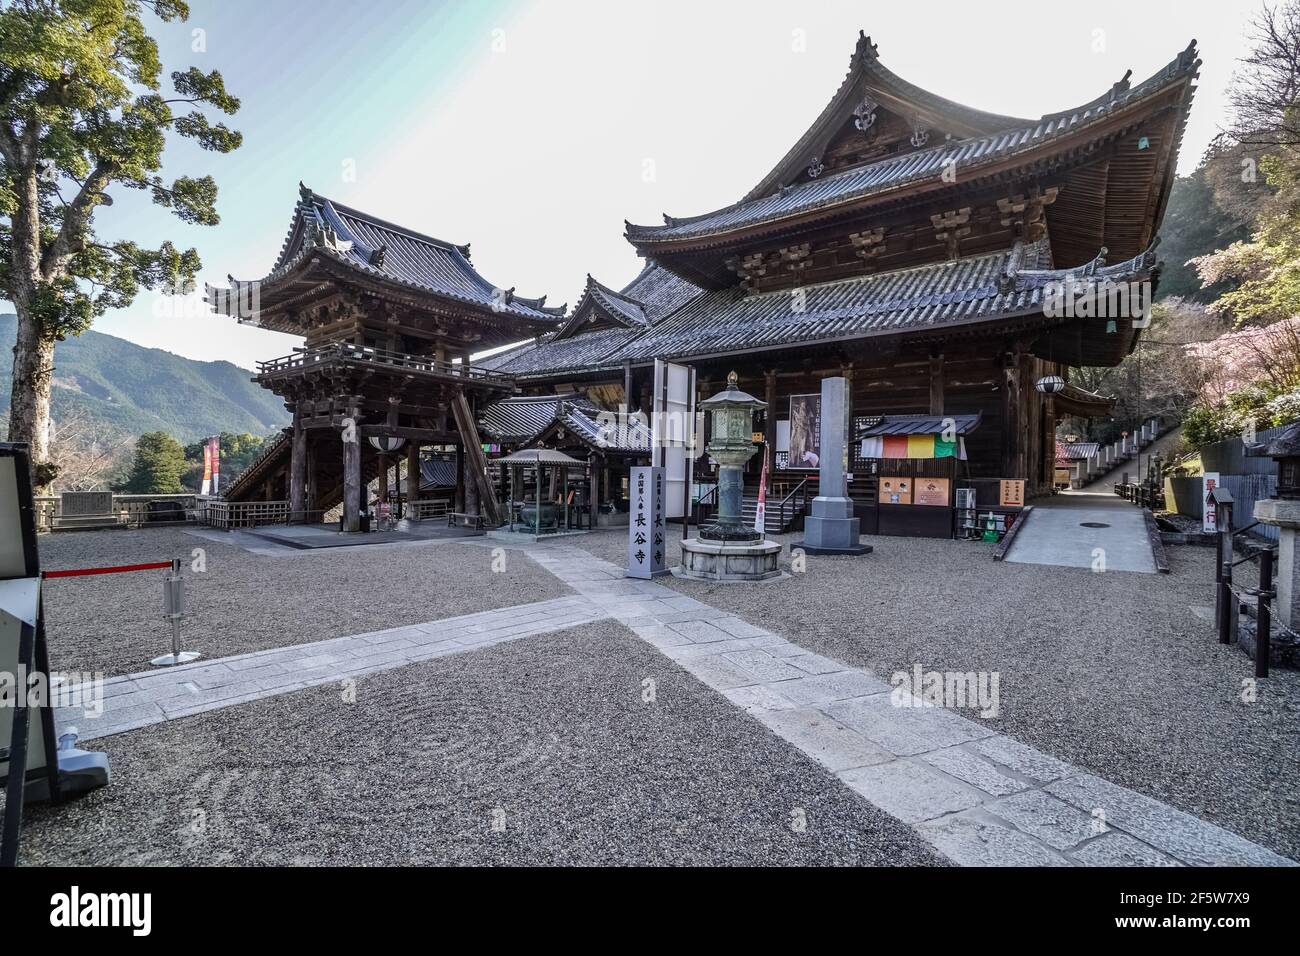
[5, 0, 1263, 369]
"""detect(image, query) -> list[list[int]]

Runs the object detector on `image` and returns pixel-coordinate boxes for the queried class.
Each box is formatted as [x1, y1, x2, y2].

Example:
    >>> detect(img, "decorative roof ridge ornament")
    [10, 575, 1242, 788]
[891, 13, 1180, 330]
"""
[855, 31, 879, 61]
[1176, 38, 1199, 72]
[998, 241, 1026, 294]
[1082, 246, 1108, 277]
[807, 155, 825, 179]
[303, 218, 353, 256]
[909, 124, 929, 148]
[1109, 69, 1134, 103]
[368, 244, 387, 268]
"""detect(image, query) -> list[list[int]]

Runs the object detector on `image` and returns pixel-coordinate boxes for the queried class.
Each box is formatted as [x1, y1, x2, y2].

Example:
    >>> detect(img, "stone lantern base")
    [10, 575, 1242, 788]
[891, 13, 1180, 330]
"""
[678, 537, 783, 582]
[1254, 497, 1300, 631]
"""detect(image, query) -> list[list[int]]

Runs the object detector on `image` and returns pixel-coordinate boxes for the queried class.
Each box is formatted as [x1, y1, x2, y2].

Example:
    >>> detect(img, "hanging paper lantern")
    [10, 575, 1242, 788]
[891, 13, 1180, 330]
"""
[1035, 374, 1065, 395]
[368, 435, 406, 452]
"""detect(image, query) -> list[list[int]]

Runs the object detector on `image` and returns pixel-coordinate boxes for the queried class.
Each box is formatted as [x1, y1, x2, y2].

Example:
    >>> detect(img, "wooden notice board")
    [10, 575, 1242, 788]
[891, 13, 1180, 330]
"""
[879, 476, 912, 504]
[999, 479, 1026, 507]
[915, 477, 950, 507]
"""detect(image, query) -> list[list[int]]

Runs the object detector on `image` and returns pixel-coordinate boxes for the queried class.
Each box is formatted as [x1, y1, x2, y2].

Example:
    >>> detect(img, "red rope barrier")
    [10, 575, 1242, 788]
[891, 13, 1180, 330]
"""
[42, 561, 173, 579]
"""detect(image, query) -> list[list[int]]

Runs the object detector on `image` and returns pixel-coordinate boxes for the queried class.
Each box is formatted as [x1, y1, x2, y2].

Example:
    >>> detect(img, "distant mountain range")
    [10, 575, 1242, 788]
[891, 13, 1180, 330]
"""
[0, 314, 289, 442]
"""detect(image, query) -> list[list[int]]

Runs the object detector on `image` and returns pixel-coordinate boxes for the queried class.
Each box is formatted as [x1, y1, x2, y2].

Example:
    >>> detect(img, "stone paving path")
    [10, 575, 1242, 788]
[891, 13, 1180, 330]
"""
[55, 595, 606, 741]
[516, 542, 1291, 867]
[56, 538, 1293, 866]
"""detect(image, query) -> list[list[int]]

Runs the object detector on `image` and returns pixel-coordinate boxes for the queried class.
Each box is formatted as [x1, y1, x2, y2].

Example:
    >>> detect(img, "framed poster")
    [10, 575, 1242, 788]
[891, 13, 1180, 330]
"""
[879, 475, 912, 504]
[788, 393, 821, 469]
[915, 476, 950, 507]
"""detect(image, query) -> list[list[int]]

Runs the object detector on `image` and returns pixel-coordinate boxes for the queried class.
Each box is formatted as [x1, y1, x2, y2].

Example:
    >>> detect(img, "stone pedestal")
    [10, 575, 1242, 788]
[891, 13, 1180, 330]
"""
[679, 537, 782, 582]
[792, 377, 871, 556]
[1254, 497, 1300, 629]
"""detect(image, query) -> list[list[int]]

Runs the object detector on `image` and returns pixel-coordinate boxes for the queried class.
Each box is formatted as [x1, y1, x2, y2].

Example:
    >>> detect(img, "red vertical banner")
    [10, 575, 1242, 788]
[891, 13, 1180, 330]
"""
[201, 441, 213, 495]
[753, 443, 769, 534]
[208, 436, 221, 495]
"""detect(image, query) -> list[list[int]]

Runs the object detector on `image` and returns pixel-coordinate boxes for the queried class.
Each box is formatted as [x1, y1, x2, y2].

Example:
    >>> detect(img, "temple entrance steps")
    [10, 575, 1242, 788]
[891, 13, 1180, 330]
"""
[698, 484, 808, 534]
[224, 430, 292, 502]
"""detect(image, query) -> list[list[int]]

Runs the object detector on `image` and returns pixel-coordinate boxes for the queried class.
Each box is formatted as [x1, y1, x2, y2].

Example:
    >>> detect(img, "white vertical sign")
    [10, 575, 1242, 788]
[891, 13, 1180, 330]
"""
[653, 359, 698, 520]
[1202, 472, 1220, 534]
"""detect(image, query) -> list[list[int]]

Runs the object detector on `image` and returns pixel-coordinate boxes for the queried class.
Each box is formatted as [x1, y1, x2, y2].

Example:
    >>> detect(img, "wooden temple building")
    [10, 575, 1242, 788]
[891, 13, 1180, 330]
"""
[214, 33, 1199, 536]
[208, 185, 565, 530]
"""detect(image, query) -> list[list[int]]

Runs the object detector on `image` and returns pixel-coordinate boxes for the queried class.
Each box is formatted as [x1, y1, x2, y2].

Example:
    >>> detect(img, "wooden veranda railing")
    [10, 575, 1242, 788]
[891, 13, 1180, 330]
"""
[255, 343, 514, 387]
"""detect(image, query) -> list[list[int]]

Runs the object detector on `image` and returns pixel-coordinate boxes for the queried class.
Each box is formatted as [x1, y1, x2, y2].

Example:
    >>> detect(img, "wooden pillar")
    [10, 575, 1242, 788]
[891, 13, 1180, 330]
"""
[454, 441, 466, 513]
[289, 406, 307, 522]
[623, 361, 634, 413]
[305, 439, 318, 522]
[463, 443, 480, 515]
[406, 442, 421, 504]
[1044, 387, 1057, 492]
[591, 453, 603, 527]
[928, 352, 945, 416]
[342, 402, 362, 532]
[1001, 348, 1027, 480]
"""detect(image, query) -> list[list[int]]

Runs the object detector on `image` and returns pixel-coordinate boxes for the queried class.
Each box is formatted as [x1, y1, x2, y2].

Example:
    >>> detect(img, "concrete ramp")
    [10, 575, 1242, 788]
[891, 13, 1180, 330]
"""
[1002, 493, 1156, 573]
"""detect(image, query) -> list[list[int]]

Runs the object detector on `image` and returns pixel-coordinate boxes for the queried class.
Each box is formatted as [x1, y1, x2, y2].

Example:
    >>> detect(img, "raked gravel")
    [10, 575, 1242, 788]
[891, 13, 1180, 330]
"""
[572, 527, 1300, 862]
[18, 622, 947, 866]
[38, 528, 567, 678]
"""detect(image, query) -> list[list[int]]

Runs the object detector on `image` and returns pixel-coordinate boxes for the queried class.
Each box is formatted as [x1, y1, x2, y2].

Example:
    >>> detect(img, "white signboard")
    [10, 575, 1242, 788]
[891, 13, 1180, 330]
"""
[627, 466, 668, 578]
[1202, 472, 1220, 534]
[652, 359, 698, 520]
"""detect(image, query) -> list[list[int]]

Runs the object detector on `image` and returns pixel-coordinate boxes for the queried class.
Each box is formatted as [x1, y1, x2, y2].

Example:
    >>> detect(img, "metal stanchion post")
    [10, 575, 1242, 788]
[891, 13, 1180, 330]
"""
[152, 558, 201, 666]
[1257, 548, 1273, 679]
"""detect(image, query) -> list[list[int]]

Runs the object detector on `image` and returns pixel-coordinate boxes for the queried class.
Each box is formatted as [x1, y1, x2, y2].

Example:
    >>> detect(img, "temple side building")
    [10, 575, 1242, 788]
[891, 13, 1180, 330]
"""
[216, 32, 1199, 535]
[208, 185, 564, 529]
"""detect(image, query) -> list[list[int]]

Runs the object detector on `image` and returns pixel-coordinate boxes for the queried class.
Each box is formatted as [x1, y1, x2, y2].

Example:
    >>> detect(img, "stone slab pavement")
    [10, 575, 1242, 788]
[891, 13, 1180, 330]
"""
[1003, 499, 1156, 574]
[510, 541, 1292, 867]
[55, 595, 607, 740]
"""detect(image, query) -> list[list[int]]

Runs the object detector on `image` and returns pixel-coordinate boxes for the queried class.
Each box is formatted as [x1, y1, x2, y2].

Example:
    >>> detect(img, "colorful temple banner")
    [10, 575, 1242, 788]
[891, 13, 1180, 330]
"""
[860, 434, 966, 460]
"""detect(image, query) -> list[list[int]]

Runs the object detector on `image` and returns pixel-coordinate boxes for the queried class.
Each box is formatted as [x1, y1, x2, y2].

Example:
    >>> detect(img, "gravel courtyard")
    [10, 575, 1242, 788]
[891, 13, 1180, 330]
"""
[18, 622, 945, 866]
[37, 528, 567, 677]
[19, 521, 1299, 865]
[573, 528, 1300, 862]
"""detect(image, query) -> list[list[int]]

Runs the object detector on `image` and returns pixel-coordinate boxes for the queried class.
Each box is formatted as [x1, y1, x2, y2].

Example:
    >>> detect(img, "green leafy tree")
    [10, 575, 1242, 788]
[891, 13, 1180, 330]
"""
[0, 0, 241, 493]
[119, 429, 185, 493]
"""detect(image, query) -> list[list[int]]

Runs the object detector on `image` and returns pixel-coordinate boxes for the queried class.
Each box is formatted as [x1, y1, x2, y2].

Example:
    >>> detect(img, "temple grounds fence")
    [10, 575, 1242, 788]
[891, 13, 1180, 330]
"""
[34, 493, 197, 531]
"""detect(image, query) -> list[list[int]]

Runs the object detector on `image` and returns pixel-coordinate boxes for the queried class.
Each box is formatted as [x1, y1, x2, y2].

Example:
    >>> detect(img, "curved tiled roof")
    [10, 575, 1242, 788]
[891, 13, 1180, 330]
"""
[481, 263, 708, 376]
[628, 41, 1199, 246]
[213, 186, 565, 323]
[478, 239, 1158, 375]
[479, 395, 651, 453]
